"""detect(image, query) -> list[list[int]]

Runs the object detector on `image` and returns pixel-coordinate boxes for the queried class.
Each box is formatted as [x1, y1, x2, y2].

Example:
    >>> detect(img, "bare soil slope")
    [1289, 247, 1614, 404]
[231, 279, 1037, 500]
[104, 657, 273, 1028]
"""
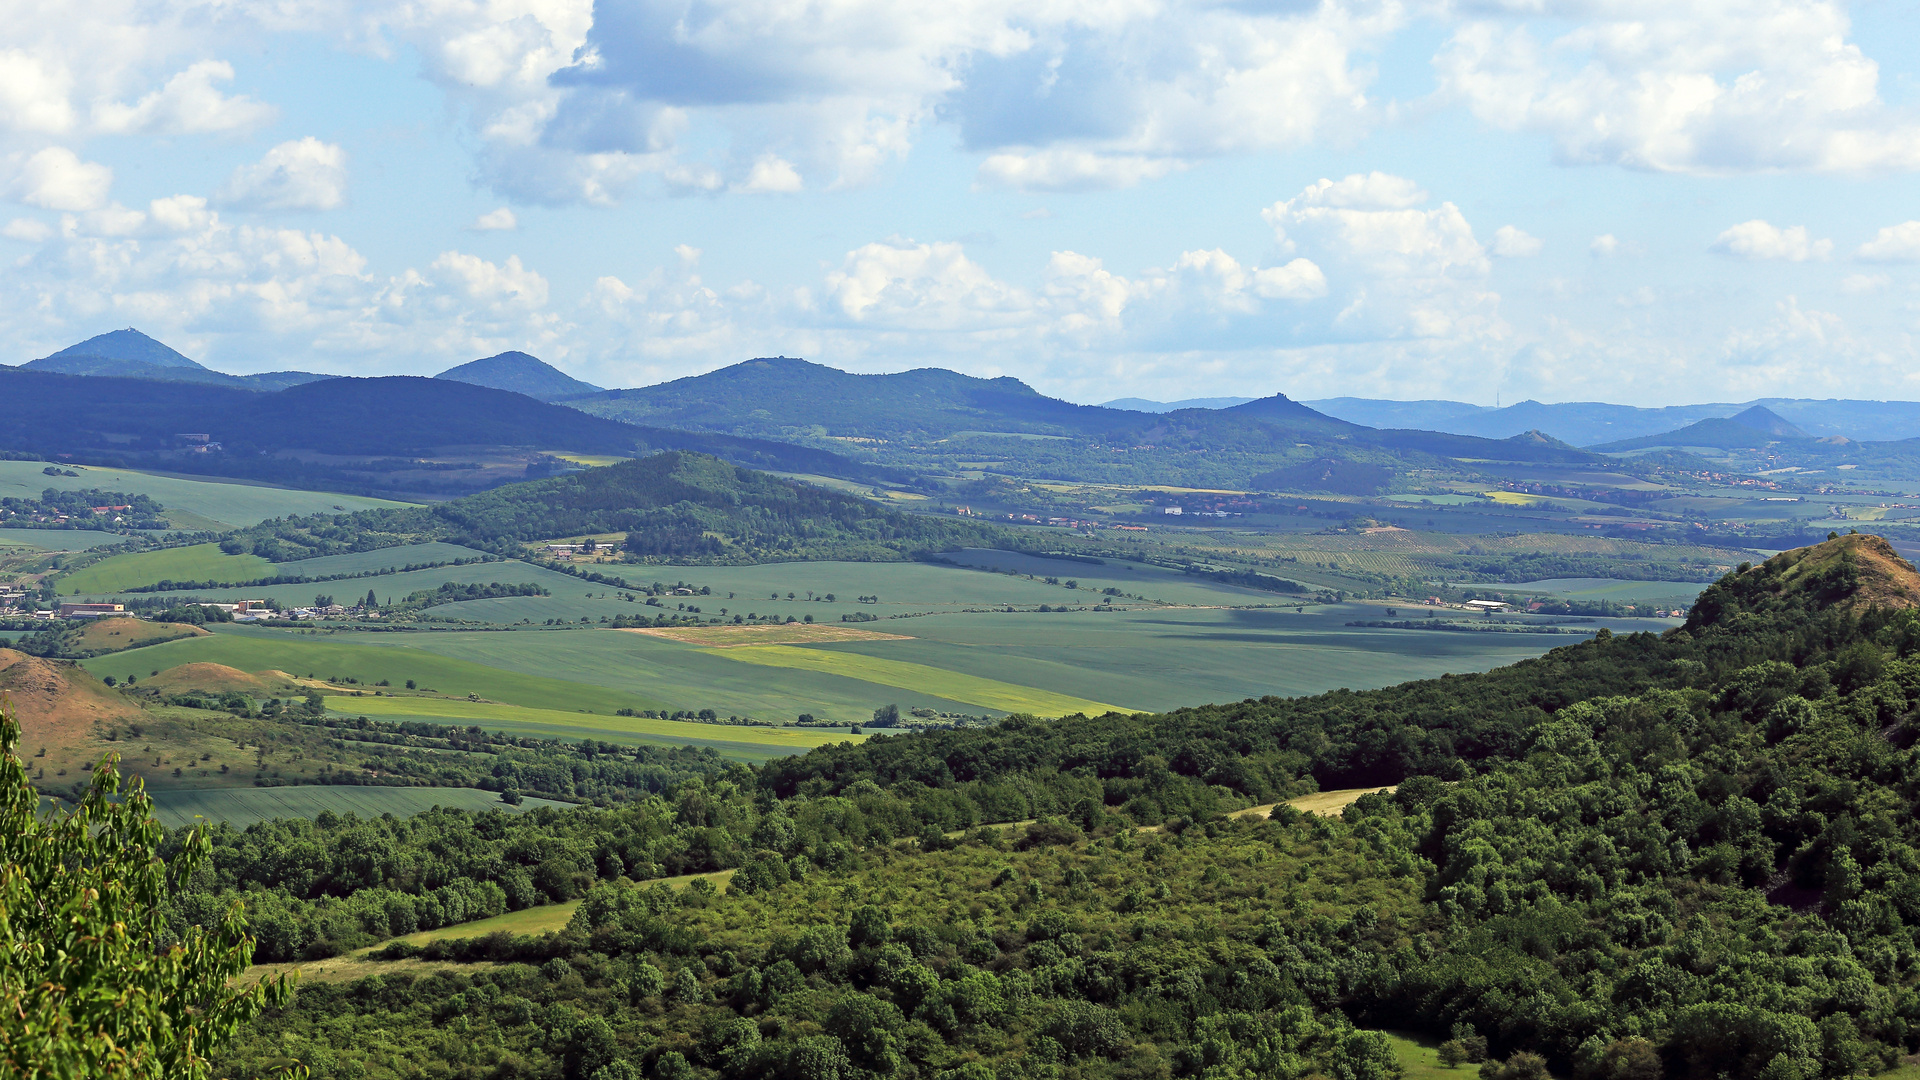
[0, 648, 142, 767]
[1688, 533, 1920, 629]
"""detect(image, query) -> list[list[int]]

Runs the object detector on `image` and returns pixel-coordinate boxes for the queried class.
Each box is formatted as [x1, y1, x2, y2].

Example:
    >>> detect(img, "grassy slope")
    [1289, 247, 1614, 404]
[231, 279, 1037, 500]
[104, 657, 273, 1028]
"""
[330, 696, 865, 761]
[78, 629, 669, 713]
[61, 543, 272, 594]
[70, 617, 208, 652]
[0, 528, 123, 551]
[84, 558, 576, 605]
[0, 459, 408, 529]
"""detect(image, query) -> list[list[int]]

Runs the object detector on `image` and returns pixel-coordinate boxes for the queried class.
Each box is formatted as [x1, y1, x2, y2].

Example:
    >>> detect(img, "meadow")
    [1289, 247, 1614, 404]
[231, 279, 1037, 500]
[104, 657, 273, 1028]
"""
[66, 543, 523, 601]
[143, 784, 570, 830]
[1500, 576, 1708, 603]
[60, 542, 273, 594]
[0, 459, 408, 529]
[78, 628, 668, 714]
[329, 695, 864, 760]
[416, 552, 1187, 625]
[0, 528, 125, 550]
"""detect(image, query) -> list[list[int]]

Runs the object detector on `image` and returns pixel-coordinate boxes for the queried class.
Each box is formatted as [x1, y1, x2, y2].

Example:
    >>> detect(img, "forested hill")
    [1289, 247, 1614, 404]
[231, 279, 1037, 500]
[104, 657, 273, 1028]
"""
[206, 532, 1920, 1079]
[0, 368, 892, 490]
[570, 356, 1595, 469]
[231, 451, 1007, 562]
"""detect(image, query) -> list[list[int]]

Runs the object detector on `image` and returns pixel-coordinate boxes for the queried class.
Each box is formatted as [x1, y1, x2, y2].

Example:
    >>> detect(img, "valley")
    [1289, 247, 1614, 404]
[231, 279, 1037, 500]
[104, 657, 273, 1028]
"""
[10, 332, 1920, 1080]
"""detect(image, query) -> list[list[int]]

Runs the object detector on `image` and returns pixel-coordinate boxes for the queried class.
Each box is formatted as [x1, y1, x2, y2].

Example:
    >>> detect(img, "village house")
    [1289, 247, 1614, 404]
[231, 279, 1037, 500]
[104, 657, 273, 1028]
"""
[58, 602, 125, 619]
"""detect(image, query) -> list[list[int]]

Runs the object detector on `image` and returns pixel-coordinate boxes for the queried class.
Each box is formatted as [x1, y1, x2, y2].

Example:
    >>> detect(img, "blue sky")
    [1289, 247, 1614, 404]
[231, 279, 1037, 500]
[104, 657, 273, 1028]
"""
[2, 0, 1918, 407]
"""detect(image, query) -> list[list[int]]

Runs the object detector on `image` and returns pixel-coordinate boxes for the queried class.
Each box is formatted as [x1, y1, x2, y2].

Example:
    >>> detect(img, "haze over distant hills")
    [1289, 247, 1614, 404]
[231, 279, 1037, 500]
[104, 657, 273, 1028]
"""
[434, 351, 603, 401]
[1305, 396, 1920, 445]
[15, 329, 330, 392]
[1101, 396, 1257, 412]
[1593, 405, 1819, 452]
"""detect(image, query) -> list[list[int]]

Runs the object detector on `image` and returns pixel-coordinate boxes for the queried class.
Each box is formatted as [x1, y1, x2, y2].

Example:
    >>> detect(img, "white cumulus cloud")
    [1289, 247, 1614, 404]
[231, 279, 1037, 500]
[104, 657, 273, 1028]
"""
[2, 217, 53, 242]
[0, 51, 76, 134]
[733, 155, 803, 194]
[1435, 0, 1920, 174]
[92, 60, 276, 136]
[1858, 222, 1920, 263]
[1491, 226, 1543, 258]
[1711, 220, 1831, 262]
[218, 138, 348, 211]
[5, 147, 112, 211]
[471, 207, 518, 231]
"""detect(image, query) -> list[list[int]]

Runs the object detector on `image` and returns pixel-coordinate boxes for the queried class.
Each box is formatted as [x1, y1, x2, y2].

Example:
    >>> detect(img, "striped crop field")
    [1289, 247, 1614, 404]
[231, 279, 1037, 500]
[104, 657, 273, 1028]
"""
[700, 644, 1132, 717]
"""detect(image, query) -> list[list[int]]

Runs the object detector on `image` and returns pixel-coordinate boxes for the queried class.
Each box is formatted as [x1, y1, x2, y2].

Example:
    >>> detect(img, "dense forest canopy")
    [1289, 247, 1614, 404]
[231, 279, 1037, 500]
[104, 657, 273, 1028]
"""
[225, 452, 1008, 564]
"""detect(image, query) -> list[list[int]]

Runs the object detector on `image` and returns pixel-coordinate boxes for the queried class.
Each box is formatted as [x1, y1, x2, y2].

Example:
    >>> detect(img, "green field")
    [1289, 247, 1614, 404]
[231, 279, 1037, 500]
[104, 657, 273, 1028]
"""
[87, 554, 577, 605]
[1501, 577, 1706, 604]
[0, 459, 409, 529]
[275, 542, 494, 577]
[811, 605, 1632, 710]
[144, 785, 570, 830]
[0, 528, 125, 550]
[329, 695, 866, 760]
[79, 628, 672, 713]
[421, 552, 1271, 626]
[1384, 1032, 1490, 1080]
[61, 542, 273, 594]
[334, 628, 1043, 723]
[705, 644, 1130, 715]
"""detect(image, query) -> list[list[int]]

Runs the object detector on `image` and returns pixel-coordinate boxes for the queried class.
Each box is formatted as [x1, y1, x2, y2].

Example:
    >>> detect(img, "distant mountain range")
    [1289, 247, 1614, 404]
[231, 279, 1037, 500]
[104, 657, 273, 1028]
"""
[1591, 406, 1825, 452]
[434, 351, 602, 401]
[1101, 396, 1257, 412]
[17, 329, 332, 392]
[1304, 396, 1920, 445]
[25, 329, 1920, 493]
[0, 366, 895, 496]
[563, 356, 1591, 469]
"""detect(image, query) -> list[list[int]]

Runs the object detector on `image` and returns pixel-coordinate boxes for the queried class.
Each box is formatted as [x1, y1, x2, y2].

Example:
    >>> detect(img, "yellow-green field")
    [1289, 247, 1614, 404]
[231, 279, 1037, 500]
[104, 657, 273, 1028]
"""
[329, 695, 867, 758]
[61, 542, 272, 594]
[548, 453, 631, 468]
[702, 644, 1132, 716]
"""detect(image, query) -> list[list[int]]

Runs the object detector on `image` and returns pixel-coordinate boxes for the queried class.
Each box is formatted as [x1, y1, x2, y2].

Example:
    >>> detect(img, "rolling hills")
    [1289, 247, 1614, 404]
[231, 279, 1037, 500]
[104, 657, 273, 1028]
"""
[566, 356, 1604, 491]
[17, 328, 331, 391]
[1594, 405, 1816, 451]
[225, 449, 1004, 562]
[0, 367, 893, 495]
[434, 350, 603, 400]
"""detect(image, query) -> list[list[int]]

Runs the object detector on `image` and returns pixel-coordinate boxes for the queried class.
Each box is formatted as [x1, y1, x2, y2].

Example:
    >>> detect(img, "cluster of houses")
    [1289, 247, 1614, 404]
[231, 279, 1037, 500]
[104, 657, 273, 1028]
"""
[0, 585, 34, 617]
[0, 507, 131, 527]
[31, 598, 370, 622]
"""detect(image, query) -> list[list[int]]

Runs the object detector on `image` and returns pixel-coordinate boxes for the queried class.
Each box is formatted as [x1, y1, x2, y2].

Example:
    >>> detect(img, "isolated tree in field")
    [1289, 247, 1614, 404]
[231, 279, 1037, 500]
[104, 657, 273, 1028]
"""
[0, 696, 294, 1078]
[872, 703, 901, 727]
